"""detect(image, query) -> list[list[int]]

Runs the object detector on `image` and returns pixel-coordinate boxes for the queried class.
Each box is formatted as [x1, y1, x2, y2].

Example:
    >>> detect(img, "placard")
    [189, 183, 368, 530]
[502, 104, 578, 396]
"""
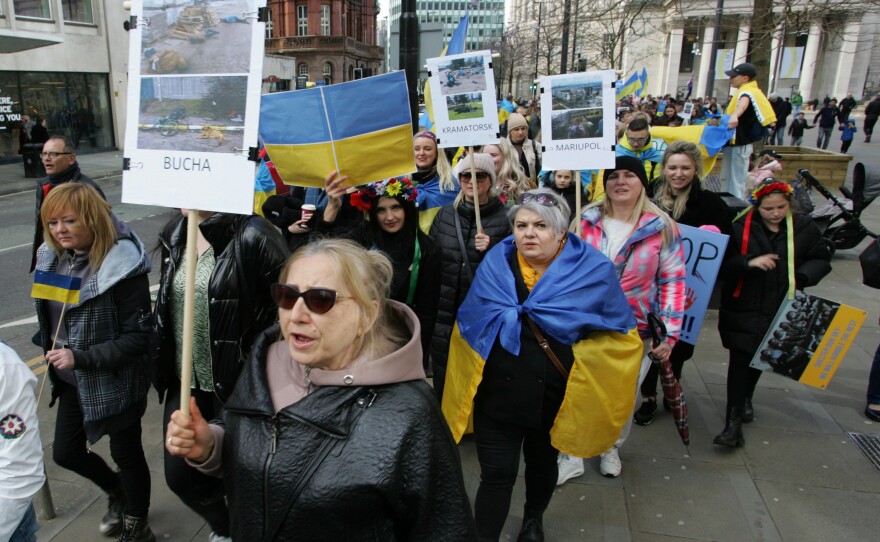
[539, 70, 616, 172]
[749, 291, 867, 389]
[426, 50, 499, 148]
[122, 0, 265, 215]
[678, 224, 728, 345]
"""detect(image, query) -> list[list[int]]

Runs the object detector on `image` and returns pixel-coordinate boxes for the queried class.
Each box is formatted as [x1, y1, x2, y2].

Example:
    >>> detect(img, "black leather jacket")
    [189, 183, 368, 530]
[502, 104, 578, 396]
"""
[217, 325, 478, 541]
[151, 213, 289, 403]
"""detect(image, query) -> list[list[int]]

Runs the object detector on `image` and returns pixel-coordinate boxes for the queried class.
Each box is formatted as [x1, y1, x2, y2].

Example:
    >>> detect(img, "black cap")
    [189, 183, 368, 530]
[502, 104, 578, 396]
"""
[603, 156, 649, 190]
[759, 149, 782, 160]
[725, 63, 757, 79]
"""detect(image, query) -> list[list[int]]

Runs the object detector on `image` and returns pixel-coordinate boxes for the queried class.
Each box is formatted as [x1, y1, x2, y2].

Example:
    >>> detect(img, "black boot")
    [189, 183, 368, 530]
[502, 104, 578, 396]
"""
[713, 406, 745, 447]
[99, 485, 126, 537]
[117, 514, 156, 542]
[517, 512, 544, 542]
[742, 397, 754, 423]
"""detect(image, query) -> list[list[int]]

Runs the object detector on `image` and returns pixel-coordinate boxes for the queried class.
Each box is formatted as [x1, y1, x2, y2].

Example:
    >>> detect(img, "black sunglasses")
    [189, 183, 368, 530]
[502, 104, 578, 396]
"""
[515, 192, 559, 207]
[459, 171, 490, 182]
[270, 284, 349, 314]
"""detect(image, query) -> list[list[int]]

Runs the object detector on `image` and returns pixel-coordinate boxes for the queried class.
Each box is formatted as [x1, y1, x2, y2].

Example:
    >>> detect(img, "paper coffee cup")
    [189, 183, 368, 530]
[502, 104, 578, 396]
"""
[300, 204, 316, 223]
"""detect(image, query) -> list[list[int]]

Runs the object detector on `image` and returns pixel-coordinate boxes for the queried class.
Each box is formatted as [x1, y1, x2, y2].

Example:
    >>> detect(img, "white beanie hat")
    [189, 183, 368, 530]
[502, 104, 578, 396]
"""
[454, 153, 497, 186]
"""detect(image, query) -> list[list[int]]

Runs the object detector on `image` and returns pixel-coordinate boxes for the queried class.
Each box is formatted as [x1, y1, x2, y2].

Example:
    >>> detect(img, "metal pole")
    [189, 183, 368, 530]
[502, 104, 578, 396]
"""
[571, 0, 579, 71]
[533, 2, 542, 100]
[704, 0, 725, 98]
[400, 0, 419, 132]
[560, 0, 571, 74]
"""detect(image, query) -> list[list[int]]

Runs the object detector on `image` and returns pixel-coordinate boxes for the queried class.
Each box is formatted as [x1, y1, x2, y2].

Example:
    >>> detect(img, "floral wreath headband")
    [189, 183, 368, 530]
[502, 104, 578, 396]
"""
[748, 180, 793, 205]
[350, 176, 418, 212]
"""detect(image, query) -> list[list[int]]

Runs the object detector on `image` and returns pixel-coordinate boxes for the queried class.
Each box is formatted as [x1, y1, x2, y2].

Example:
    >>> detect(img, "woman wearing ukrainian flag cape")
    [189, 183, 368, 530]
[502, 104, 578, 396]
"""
[441, 188, 643, 541]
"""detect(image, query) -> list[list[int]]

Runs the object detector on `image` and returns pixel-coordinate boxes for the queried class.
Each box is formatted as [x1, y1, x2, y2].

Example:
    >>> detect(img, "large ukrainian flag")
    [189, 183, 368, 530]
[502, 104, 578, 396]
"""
[260, 71, 415, 187]
[32, 270, 81, 305]
[651, 114, 736, 174]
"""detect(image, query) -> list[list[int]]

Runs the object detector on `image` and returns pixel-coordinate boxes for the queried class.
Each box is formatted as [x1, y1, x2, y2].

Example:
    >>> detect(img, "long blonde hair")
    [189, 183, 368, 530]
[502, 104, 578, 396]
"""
[414, 134, 456, 193]
[41, 183, 116, 269]
[485, 139, 533, 201]
[583, 185, 679, 248]
[652, 140, 703, 221]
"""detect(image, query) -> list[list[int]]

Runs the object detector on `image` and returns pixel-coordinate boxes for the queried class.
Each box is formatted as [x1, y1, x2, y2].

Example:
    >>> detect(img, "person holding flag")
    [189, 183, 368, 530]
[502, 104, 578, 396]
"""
[33, 183, 155, 542]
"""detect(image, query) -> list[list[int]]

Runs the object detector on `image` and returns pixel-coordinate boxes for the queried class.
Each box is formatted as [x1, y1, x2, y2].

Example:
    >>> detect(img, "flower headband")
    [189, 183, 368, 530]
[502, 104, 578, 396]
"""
[414, 131, 437, 142]
[748, 180, 793, 205]
[350, 176, 418, 212]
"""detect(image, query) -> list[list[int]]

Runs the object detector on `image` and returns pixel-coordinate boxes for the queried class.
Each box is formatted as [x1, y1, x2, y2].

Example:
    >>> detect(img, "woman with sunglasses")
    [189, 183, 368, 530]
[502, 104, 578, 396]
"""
[714, 180, 830, 447]
[316, 173, 440, 371]
[412, 131, 459, 232]
[166, 239, 477, 541]
[429, 153, 512, 402]
[35, 183, 155, 541]
[152, 208, 288, 541]
[558, 156, 686, 483]
[442, 188, 643, 541]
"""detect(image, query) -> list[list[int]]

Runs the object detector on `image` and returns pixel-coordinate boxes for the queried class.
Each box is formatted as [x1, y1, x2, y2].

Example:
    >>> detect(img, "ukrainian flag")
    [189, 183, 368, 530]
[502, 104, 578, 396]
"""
[260, 71, 415, 188]
[32, 270, 81, 305]
[651, 114, 736, 173]
[637, 68, 649, 97]
[616, 72, 642, 100]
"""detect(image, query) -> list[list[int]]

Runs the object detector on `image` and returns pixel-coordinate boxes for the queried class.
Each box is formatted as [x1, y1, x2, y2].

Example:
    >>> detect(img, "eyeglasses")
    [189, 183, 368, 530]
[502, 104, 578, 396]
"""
[459, 172, 490, 182]
[270, 284, 350, 314]
[40, 152, 73, 159]
[515, 192, 559, 206]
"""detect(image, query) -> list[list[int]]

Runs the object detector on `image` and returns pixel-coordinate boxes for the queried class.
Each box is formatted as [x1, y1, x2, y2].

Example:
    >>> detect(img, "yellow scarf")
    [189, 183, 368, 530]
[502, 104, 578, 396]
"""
[516, 238, 566, 290]
[726, 80, 777, 143]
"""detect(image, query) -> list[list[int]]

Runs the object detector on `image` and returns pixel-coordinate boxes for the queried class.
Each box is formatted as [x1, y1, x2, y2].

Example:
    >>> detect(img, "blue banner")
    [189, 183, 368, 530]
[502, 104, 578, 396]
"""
[678, 224, 729, 345]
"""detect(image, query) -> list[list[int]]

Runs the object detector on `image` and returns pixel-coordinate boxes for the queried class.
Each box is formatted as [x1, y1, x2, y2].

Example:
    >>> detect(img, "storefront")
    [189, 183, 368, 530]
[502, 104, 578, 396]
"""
[0, 71, 115, 164]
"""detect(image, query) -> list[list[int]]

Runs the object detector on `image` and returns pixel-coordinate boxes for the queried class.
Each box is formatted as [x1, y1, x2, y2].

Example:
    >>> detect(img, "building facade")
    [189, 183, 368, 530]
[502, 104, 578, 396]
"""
[264, 0, 383, 85]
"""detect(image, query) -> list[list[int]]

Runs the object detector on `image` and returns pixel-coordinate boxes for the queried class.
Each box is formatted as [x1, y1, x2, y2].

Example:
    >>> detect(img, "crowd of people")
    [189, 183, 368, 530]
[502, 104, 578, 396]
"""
[15, 61, 879, 541]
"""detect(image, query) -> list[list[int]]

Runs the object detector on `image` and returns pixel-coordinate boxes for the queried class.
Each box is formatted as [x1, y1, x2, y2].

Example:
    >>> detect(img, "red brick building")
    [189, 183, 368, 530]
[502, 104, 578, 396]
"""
[265, 0, 383, 85]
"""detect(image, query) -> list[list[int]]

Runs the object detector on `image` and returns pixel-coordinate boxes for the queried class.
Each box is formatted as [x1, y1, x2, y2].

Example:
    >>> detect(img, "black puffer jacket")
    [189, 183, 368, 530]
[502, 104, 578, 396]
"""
[428, 197, 511, 369]
[718, 212, 831, 357]
[218, 324, 478, 541]
[151, 213, 289, 403]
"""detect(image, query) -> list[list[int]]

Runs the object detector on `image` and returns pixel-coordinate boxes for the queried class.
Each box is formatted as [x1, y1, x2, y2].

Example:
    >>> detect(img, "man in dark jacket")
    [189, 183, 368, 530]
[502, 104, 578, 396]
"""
[838, 93, 857, 123]
[31, 135, 105, 272]
[769, 95, 792, 145]
[864, 94, 880, 142]
[813, 99, 839, 149]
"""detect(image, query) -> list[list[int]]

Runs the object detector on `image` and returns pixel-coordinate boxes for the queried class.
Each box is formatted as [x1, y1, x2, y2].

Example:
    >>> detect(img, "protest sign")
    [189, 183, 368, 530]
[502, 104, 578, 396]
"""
[677, 224, 728, 345]
[539, 70, 616, 172]
[426, 50, 499, 148]
[749, 291, 867, 389]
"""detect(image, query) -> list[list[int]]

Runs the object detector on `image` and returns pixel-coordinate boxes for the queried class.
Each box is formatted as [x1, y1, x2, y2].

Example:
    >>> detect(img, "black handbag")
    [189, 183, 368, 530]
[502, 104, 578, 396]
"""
[860, 238, 880, 288]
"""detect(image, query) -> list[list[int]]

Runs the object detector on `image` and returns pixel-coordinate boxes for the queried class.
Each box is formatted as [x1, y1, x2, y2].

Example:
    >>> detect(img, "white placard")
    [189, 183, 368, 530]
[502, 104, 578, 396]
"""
[122, 0, 265, 215]
[539, 70, 616, 172]
[426, 50, 499, 148]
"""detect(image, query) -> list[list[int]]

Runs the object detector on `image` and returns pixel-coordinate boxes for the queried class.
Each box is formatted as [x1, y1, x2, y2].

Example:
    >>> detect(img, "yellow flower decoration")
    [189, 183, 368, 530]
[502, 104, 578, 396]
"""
[385, 182, 402, 197]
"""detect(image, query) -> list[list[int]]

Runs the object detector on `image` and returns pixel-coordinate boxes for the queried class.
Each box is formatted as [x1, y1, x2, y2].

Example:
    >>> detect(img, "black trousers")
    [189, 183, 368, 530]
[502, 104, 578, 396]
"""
[865, 116, 878, 138]
[725, 349, 763, 412]
[640, 342, 692, 398]
[162, 380, 230, 536]
[472, 406, 558, 540]
[53, 381, 151, 517]
[841, 140, 853, 154]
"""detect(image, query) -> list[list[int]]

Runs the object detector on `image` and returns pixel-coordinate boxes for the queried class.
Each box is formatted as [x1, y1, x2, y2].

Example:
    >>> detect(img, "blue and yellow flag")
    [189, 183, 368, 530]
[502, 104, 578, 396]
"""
[424, 14, 470, 132]
[616, 72, 642, 100]
[32, 270, 81, 305]
[637, 68, 649, 97]
[650, 114, 736, 173]
[260, 71, 414, 187]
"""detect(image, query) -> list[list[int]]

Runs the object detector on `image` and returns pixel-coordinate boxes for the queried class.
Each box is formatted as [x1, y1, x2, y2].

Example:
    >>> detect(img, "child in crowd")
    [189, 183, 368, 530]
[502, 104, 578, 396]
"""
[747, 149, 783, 193]
[787, 112, 814, 146]
[840, 118, 857, 154]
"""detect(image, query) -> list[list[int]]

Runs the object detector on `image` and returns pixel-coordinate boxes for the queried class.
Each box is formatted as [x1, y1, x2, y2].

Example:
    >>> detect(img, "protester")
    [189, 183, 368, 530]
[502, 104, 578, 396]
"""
[318, 174, 439, 370]
[715, 179, 831, 447]
[35, 183, 155, 542]
[411, 131, 458, 232]
[152, 209, 288, 541]
[0, 341, 45, 542]
[441, 188, 643, 541]
[559, 156, 685, 481]
[505, 113, 542, 184]
[166, 239, 477, 540]
[768, 94, 792, 146]
[481, 139, 534, 203]
[541, 169, 580, 221]
[788, 112, 814, 146]
[813, 98, 840, 149]
[617, 117, 665, 181]
[840, 118, 857, 154]
[635, 141, 733, 425]
[428, 153, 511, 402]
[839, 93, 857, 123]
[653, 105, 684, 127]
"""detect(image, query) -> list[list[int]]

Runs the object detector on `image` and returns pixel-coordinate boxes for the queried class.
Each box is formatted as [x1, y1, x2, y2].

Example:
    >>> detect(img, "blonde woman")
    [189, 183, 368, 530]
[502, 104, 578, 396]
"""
[412, 131, 459, 232]
[482, 138, 534, 203]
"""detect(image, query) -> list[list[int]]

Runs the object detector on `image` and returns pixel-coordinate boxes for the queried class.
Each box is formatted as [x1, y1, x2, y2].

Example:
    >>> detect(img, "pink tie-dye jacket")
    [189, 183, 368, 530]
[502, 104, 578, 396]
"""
[579, 207, 686, 347]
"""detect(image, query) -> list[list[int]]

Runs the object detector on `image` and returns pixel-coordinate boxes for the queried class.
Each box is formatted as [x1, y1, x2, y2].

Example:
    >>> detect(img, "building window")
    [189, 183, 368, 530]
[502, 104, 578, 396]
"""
[299, 63, 309, 78]
[14, 0, 51, 19]
[297, 5, 308, 36]
[323, 63, 332, 85]
[321, 5, 330, 36]
[265, 8, 274, 38]
[62, 0, 93, 23]
[679, 32, 698, 73]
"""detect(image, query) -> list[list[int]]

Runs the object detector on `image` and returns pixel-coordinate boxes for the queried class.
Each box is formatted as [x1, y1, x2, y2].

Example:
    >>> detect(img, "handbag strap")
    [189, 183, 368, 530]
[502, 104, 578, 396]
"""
[525, 316, 569, 380]
[453, 209, 474, 282]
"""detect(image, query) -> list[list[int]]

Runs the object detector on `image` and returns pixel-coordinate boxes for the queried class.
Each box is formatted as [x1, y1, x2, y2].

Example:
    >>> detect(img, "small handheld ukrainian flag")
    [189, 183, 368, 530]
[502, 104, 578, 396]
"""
[32, 270, 81, 305]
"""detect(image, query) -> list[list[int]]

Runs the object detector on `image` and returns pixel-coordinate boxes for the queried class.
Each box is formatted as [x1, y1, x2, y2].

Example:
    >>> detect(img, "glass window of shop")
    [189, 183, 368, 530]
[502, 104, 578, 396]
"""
[63, 0, 94, 24]
[13, 0, 51, 19]
[0, 71, 115, 163]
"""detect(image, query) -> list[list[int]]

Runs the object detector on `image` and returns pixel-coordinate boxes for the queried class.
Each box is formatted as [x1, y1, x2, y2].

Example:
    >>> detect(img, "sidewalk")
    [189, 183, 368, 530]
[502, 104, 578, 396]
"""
[0, 150, 126, 197]
[28, 125, 880, 541]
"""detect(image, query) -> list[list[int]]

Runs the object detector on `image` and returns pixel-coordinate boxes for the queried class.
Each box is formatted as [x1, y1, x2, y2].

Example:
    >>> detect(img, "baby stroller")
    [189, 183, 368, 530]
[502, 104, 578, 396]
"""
[799, 164, 879, 254]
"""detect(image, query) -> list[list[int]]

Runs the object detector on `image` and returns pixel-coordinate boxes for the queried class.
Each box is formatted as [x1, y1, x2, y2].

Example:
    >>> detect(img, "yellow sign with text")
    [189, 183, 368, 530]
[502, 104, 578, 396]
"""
[799, 305, 867, 389]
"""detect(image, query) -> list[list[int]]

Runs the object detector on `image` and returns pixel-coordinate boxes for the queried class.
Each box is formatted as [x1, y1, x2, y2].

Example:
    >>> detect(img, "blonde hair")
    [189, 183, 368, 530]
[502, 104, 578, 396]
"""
[485, 139, 533, 201]
[278, 239, 408, 359]
[41, 183, 116, 269]
[583, 185, 679, 248]
[653, 140, 704, 221]
[414, 134, 456, 193]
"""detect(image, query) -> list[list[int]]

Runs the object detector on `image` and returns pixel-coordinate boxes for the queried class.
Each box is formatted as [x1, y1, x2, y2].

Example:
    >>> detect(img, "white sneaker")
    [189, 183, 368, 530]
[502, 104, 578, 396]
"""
[556, 453, 585, 485]
[209, 533, 232, 542]
[599, 447, 622, 478]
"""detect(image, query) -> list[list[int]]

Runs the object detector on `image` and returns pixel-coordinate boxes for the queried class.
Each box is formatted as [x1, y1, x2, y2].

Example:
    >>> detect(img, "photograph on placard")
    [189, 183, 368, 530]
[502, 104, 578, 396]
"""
[141, 0, 254, 75]
[539, 70, 616, 171]
[426, 50, 499, 148]
[137, 76, 246, 153]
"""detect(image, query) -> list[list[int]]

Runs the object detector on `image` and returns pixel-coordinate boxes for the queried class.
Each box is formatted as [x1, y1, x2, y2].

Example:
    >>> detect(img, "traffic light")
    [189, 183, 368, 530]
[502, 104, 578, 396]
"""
[530, 83, 537, 92]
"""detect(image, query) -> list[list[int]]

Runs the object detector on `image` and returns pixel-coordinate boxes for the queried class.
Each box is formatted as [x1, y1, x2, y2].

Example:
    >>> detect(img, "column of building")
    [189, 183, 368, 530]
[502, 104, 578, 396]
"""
[663, 20, 684, 97]
[695, 22, 715, 98]
[832, 14, 862, 99]
[798, 22, 822, 102]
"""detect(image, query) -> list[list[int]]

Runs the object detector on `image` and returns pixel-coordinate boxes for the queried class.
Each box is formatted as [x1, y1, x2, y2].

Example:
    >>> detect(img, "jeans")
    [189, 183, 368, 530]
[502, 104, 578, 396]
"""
[772, 125, 786, 145]
[53, 381, 151, 517]
[472, 406, 558, 539]
[816, 127, 832, 149]
[726, 349, 764, 411]
[791, 136, 803, 146]
[722, 144, 752, 199]
[867, 343, 880, 405]
[163, 380, 231, 536]
[9, 502, 38, 542]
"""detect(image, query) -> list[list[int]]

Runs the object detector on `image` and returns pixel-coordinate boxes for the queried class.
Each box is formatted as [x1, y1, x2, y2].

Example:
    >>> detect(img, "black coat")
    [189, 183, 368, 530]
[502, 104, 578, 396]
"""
[718, 212, 831, 357]
[218, 325, 478, 541]
[428, 198, 511, 368]
[152, 213, 289, 403]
